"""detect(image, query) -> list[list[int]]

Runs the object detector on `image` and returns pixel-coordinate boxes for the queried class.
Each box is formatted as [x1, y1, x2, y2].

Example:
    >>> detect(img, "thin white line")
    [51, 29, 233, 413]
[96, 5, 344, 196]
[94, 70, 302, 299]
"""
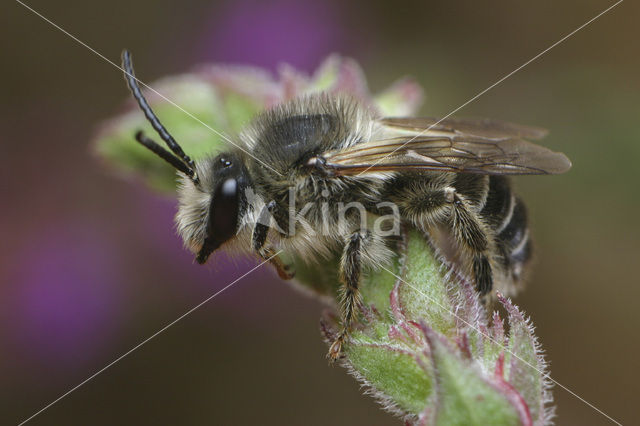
[15, 0, 283, 177]
[357, 0, 624, 176]
[18, 253, 280, 425]
[378, 264, 622, 425]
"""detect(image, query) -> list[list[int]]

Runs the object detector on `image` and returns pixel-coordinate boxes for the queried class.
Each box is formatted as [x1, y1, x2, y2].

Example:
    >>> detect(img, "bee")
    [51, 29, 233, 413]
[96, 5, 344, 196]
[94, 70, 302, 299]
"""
[121, 51, 571, 361]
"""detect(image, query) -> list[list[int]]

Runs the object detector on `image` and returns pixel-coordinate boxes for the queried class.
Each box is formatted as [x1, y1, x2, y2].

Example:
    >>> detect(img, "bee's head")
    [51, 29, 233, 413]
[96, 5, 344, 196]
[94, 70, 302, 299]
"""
[176, 152, 249, 264]
[121, 50, 248, 264]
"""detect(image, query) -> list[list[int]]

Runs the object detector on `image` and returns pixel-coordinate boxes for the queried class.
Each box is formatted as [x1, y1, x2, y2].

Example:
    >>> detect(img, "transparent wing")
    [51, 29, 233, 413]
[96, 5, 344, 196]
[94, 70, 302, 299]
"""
[318, 118, 571, 176]
[379, 117, 549, 140]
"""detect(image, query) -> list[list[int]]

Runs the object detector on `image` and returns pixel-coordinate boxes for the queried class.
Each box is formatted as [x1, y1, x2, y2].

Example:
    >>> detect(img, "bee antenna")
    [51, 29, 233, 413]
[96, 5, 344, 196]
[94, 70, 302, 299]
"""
[121, 50, 199, 183]
[135, 130, 196, 179]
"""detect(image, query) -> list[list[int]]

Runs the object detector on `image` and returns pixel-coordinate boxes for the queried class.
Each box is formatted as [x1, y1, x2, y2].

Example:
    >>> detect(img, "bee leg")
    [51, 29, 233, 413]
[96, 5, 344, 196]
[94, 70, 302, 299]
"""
[329, 230, 366, 362]
[258, 246, 295, 280]
[446, 188, 493, 294]
[252, 202, 295, 280]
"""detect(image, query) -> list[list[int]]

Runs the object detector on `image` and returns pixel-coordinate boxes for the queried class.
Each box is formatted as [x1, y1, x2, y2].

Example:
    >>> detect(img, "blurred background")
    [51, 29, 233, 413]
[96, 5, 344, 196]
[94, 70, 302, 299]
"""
[2, 0, 638, 424]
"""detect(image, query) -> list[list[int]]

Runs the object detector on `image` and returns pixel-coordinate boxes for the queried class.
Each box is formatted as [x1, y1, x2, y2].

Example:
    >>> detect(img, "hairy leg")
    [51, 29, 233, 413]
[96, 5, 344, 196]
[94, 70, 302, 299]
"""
[398, 184, 494, 294]
[329, 230, 366, 362]
[446, 187, 494, 294]
[252, 201, 295, 280]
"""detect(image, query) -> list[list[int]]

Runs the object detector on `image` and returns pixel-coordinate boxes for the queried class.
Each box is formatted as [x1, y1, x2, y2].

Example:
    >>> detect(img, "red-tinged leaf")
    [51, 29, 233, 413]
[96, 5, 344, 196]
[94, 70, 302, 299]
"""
[419, 323, 524, 426]
[375, 77, 425, 117]
[498, 294, 554, 425]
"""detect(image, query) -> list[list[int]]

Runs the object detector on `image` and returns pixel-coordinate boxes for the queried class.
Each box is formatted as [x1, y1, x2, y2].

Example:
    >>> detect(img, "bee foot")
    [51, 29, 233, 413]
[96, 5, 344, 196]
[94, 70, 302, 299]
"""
[327, 338, 345, 364]
[276, 263, 295, 280]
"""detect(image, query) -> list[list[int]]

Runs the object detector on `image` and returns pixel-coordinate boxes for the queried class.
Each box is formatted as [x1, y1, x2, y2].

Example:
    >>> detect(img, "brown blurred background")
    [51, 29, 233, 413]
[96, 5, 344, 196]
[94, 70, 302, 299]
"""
[1, 0, 638, 424]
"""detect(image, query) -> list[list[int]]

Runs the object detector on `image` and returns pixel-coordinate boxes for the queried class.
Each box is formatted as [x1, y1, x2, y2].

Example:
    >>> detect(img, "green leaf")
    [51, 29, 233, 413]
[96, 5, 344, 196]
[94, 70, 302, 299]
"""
[423, 326, 522, 426]
[398, 231, 456, 333]
[500, 295, 552, 425]
[374, 77, 424, 117]
[347, 341, 432, 415]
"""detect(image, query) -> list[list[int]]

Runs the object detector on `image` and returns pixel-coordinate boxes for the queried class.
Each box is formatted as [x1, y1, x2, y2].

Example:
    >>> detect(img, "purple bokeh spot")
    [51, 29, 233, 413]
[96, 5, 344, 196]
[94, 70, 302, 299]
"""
[129, 188, 288, 322]
[5, 225, 123, 369]
[200, 0, 345, 71]
[133, 188, 257, 289]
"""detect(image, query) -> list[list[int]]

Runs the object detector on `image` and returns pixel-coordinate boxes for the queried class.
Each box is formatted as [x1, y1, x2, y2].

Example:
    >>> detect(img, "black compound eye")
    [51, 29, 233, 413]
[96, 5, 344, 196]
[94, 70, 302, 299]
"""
[209, 178, 240, 241]
[219, 157, 232, 167]
[196, 177, 240, 264]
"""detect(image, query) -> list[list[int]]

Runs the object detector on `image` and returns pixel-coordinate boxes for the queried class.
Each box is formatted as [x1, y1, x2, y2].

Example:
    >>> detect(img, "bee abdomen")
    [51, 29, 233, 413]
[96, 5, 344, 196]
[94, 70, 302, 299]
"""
[480, 176, 532, 282]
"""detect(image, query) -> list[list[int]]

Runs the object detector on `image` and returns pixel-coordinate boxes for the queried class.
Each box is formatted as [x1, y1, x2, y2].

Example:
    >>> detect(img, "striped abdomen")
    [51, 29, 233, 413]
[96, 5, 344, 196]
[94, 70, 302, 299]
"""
[479, 176, 532, 283]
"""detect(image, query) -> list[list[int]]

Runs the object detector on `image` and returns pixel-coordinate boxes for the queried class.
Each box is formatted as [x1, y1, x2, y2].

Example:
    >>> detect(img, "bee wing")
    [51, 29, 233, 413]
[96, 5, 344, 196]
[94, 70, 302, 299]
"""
[319, 118, 571, 176]
[379, 117, 549, 140]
